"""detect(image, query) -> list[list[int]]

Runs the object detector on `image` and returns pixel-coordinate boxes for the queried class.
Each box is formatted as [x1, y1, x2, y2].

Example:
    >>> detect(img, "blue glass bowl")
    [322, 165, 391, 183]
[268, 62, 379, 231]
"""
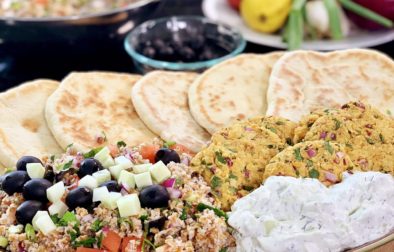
[124, 16, 246, 73]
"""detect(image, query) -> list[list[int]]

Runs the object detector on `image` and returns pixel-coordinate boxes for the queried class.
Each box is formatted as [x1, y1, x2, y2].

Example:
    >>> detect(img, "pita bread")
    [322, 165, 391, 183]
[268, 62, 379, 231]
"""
[0, 80, 63, 168]
[45, 72, 156, 152]
[266, 49, 394, 121]
[131, 71, 210, 152]
[188, 52, 283, 134]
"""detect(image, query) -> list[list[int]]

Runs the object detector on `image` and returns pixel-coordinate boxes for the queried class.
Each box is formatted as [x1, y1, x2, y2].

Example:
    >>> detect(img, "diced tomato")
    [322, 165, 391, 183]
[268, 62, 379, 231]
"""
[35, 0, 48, 5]
[139, 145, 160, 163]
[76, 248, 104, 252]
[170, 144, 195, 156]
[108, 144, 119, 157]
[121, 236, 143, 252]
[102, 230, 122, 252]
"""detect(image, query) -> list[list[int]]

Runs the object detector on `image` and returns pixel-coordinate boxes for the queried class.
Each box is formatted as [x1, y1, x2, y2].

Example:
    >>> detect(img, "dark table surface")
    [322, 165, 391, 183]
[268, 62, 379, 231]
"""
[0, 0, 393, 91]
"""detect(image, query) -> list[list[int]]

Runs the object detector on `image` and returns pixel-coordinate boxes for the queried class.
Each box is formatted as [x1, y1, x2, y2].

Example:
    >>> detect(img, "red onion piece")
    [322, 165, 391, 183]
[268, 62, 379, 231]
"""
[330, 133, 336, 140]
[102, 226, 110, 233]
[166, 188, 182, 199]
[162, 178, 176, 188]
[307, 148, 316, 158]
[244, 127, 254, 131]
[325, 172, 338, 183]
[320, 132, 327, 139]
[81, 214, 93, 222]
[336, 152, 345, 159]
[181, 157, 190, 166]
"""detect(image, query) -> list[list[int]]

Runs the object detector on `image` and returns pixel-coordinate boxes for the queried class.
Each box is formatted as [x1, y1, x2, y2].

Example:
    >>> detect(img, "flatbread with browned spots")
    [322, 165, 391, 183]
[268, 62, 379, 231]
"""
[266, 49, 394, 121]
[45, 72, 156, 152]
[131, 71, 210, 152]
[0, 80, 62, 168]
[188, 52, 283, 134]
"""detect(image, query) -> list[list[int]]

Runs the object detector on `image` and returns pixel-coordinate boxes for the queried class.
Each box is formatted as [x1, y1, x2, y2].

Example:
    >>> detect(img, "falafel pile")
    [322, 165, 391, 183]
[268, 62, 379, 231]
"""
[191, 102, 394, 210]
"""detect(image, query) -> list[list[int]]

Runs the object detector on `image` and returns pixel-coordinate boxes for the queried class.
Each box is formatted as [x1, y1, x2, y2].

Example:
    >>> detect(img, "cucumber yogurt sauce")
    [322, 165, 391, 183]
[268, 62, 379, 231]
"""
[228, 172, 394, 252]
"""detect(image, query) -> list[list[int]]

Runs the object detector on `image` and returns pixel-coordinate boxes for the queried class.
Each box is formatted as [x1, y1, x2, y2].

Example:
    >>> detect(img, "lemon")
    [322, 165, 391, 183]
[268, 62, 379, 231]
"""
[241, 0, 292, 33]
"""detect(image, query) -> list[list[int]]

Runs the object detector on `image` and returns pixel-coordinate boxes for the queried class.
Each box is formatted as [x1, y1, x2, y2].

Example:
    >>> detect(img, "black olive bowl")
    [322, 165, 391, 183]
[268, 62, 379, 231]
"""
[124, 15, 246, 73]
[0, 0, 161, 80]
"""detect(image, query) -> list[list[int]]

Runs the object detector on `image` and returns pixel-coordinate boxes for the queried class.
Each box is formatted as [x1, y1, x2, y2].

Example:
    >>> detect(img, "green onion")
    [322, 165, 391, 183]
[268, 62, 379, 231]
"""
[339, 0, 393, 28]
[284, 0, 307, 50]
[324, 0, 343, 39]
[197, 203, 228, 220]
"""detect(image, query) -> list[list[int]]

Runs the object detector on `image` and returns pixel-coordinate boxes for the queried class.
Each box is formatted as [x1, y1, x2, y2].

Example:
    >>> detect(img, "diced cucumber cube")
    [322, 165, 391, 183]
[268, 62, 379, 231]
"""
[109, 164, 125, 179]
[92, 169, 111, 185]
[46, 181, 65, 203]
[134, 172, 153, 189]
[102, 192, 122, 210]
[32, 211, 48, 230]
[94, 147, 115, 168]
[8, 225, 23, 234]
[36, 214, 56, 235]
[101, 156, 115, 168]
[78, 175, 98, 190]
[0, 236, 8, 248]
[48, 201, 68, 217]
[117, 194, 141, 217]
[115, 156, 133, 169]
[26, 163, 46, 179]
[150, 161, 171, 183]
[118, 170, 135, 189]
[93, 186, 110, 202]
[133, 164, 152, 174]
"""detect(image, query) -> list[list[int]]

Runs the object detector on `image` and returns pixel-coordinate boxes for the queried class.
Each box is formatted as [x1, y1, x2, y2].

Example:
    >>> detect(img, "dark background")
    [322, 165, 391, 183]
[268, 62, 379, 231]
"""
[0, 0, 393, 91]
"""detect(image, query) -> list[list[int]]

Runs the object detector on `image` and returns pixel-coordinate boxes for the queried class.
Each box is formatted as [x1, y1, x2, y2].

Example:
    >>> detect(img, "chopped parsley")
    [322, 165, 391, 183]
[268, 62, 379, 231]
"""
[379, 134, 385, 143]
[333, 118, 341, 130]
[306, 160, 314, 167]
[180, 207, 188, 221]
[275, 121, 285, 125]
[91, 219, 104, 232]
[83, 146, 104, 158]
[366, 138, 375, 145]
[175, 177, 183, 186]
[345, 142, 353, 149]
[116, 141, 127, 148]
[62, 159, 73, 170]
[50, 155, 55, 162]
[308, 168, 320, 179]
[266, 126, 277, 133]
[97, 232, 104, 248]
[294, 148, 303, 161]
[56, 211, 79, 226]
[139, 215, 148, 222]
[229, 173, 238, 180]
[163, 140, 176, 148]
[324, 141, 334, 154]
[196, 203, 228, 220]
[215, 152, 226, 164]
[25, 224, 36, 242]
[65, 143, 74, 150]
[211, 176, 222, 189]
[73, 237, 96, 248]
[219, 248, 228, 252]
[387, 110, 392, 116]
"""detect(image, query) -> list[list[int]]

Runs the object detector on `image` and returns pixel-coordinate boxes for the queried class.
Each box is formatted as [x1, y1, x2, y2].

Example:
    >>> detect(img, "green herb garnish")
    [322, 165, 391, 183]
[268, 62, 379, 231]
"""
[91, 220, 104, 232]
[59, 211, 79, 226]
[163, 140, 176, 148]
[294, 148, 303, 161]
[219, 248, 228, 252]
[306, 160, 314, 167]
[197, 203, 228, 220]
[379, 134, 385, 144]
[97, 232, 103, 248]
[266, 126, 277, 133]
[211, 176, 222, 189]
[215, 152, 226, 164]
[65, 143, 74, 150]
[139, 215, 148, 222]
[50, 214, 60, 225]
[83, 146, 104, 158]
[366, 138, 375, 145]
[180, 208, 188, 221]
[73, 237, 96, 248]
[324, 141, 334, 154]
[50, 155, 55, 162]
[116, 141, 127, 148]
[333, 118, 341, 130]
[229, 173, 238, 180]
[25, 224, 36, 242]
[62, 159, 73, 170]
[309, 168, 320, 179]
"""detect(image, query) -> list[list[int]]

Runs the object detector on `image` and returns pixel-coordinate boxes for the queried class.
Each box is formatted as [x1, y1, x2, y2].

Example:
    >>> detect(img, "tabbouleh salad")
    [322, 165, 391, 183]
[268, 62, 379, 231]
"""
[0, 139, 235, 252]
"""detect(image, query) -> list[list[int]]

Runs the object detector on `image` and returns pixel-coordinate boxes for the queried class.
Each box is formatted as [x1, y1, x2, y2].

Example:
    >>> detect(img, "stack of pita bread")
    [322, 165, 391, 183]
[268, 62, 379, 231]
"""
[0, 48, 392, 171]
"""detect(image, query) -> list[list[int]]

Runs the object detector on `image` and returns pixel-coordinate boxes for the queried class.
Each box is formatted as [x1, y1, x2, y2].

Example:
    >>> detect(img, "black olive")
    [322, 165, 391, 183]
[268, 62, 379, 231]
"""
[1, 171, 30, 195]
[23, 179, 52, 202]
[65, 187, 93, 210]
[16, 156, 42, 171]
[154, 148, 180, 165]
[100, 180, 121, 192]
[43, 166, 55, 183]
[139, 185, 169, 209]
[148, 216, 167, 230]
[78, 158, 103, 178]
[15, 200, 44, 225]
